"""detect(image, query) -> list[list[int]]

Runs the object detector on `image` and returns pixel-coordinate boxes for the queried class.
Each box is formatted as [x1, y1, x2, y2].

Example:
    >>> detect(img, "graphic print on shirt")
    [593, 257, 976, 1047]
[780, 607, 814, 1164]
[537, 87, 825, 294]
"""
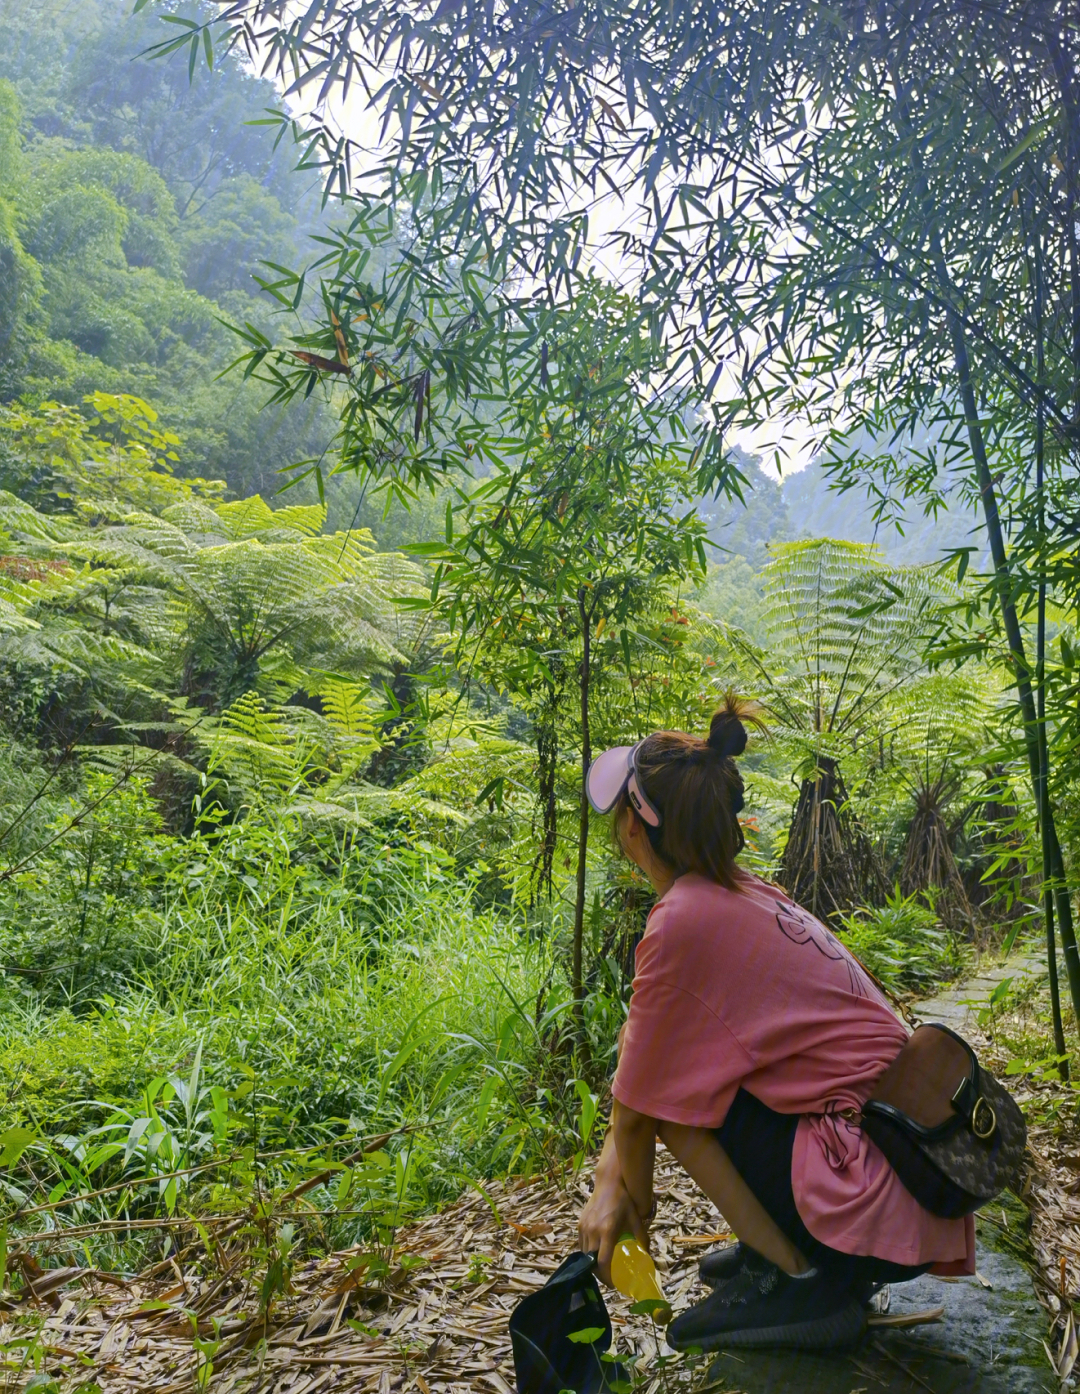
[774, 898, 874, 1000]
[817, 1102, 865, 1168]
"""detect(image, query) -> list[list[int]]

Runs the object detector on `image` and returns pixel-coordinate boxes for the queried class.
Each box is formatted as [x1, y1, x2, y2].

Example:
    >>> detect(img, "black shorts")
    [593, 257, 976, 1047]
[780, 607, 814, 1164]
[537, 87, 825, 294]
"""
[715, 1088, 930, 1290]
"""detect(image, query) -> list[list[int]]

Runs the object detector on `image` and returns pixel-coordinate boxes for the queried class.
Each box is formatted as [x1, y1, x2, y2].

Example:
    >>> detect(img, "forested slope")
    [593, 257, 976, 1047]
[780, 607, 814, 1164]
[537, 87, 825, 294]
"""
[0, 0, 335, 499]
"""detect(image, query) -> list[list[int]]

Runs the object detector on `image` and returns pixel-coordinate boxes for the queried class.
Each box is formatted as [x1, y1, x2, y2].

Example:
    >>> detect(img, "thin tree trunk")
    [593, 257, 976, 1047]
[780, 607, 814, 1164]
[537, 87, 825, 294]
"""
[1037, 465, 1067, 1071]
[811, 771, 821, 921]
[572, 589, 593, 1024]
[1047, 34, 1080, 425]
[530, 684, 560, 904]
[947, 312, 1080, 1028]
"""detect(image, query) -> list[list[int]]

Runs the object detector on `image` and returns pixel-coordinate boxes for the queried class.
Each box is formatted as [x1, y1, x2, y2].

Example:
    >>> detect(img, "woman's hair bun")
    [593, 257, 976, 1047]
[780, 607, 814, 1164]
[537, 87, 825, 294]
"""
[707, 708, 746, 758]
[706, 690, 764, 759]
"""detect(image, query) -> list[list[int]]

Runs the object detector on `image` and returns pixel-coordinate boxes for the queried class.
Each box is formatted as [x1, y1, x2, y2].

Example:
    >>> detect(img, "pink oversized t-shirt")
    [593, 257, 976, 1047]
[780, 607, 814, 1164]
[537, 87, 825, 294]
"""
[613, 872, 974, 1273]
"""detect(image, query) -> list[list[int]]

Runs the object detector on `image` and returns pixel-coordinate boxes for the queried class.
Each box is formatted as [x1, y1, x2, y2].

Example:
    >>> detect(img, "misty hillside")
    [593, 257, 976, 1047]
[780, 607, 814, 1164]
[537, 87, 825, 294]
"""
[700, 449, 986, 570]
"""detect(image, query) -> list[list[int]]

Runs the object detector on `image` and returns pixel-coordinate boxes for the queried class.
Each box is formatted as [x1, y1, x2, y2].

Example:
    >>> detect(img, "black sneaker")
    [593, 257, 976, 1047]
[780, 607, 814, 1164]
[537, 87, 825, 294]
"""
[698, 1242, 783, 1294]
[702, 1248, 891, 1312]
[698, 1242, 747, 1288]
[668, 1263, 866, 1352]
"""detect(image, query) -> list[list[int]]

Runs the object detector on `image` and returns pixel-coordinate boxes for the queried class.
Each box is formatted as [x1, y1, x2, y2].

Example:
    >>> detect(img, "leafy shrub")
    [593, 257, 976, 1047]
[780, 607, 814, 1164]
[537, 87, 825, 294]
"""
[0, 997, 181, 1133]
[0, 773, 168, 1006]
[836, 887, 958, 993]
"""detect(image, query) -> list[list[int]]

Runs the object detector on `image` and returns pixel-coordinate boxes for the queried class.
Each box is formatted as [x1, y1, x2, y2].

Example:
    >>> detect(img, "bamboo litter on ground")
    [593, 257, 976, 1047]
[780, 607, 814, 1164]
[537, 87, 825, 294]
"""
[11, 957, 1069, 1394]
[2, 1141, 961, 1394]
[3, 1148, 725, 1394]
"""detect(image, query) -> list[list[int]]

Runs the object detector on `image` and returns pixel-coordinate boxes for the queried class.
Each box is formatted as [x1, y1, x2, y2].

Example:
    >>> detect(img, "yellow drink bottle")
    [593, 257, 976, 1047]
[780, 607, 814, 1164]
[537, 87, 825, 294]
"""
[610, 1234, 673, 1324]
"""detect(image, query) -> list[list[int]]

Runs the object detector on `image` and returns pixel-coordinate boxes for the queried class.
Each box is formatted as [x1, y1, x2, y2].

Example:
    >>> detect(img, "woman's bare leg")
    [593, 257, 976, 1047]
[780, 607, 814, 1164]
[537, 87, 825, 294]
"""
[657, 1120, 811, 1276]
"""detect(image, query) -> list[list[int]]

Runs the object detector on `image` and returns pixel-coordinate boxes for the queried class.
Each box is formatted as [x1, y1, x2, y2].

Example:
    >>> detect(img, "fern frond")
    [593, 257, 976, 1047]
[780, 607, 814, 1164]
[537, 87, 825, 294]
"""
[113, 516, 199, 566]
[316, 676, 379, 739]
[160, 500, 231, 541]
[263, 503, 327, 538]
[0, 597, 37, 635]
[196, 691, 304, 794]
[282, 796, 376, 830]
[750, 540, 945, 736]
[209, 496, 279, 538]
[304, 529, 378, 571]
[0, 491, 78, 544]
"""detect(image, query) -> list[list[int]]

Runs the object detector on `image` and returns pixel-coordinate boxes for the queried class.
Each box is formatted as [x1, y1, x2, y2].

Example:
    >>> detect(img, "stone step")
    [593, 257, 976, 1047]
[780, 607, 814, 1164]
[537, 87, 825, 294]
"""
[914, 950, 1045, 1031]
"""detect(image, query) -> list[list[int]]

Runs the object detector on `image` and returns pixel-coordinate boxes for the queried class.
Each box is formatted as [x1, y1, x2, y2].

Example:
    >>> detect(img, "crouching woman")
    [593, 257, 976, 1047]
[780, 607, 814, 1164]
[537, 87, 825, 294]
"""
[578, 697, 973, 1351]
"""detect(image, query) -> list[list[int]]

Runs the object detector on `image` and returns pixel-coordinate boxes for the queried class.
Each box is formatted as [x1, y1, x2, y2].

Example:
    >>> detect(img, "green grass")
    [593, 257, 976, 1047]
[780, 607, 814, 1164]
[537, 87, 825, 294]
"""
[0, 767, 974, 1286]
[0, 796, 619, 1272]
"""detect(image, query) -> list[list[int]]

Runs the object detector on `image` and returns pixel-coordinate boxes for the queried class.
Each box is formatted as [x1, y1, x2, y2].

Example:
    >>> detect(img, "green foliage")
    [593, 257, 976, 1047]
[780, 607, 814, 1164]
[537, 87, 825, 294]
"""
[0, 1001, 168, 1133]
[693, 557, 767, 645]
[0, 81, 41, 363]
[0, 404, 424, 737]
[700, 452, 790, 570]
[703, 541, 1013, 929]
[781, 456, 983, 567]
[0, 391, 222, 511]
[0, 772, 168, 1005]
[837, 888, 959, 993]
[0, 78, 18, 189]
[0, 368, 635, 1264]
[753, 539, 939, 737]
[406, 281, 715, 988]
[0, 815, 621, 1266]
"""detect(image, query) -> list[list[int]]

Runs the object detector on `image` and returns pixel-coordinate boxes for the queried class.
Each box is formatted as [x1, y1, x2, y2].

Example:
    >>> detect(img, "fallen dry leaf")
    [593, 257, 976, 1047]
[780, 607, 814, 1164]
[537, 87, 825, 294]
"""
[866, 1306, 944, 1328]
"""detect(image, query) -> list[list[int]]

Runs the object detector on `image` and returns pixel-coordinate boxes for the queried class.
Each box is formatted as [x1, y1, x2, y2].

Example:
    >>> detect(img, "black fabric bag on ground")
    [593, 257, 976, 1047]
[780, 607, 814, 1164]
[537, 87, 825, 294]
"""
[509, 1251, 628, 1394]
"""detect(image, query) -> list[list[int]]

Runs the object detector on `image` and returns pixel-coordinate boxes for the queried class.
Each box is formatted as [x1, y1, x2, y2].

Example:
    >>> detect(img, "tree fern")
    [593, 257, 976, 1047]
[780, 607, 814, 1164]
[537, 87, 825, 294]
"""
[710, 543, 941, 763]
[710, 540, 953, 919]
[758, 539, 941, 737]
[0, 454, 438, 859]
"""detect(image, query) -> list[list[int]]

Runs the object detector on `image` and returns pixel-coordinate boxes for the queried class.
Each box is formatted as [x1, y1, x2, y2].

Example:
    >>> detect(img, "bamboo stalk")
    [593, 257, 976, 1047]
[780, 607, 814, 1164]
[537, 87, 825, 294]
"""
[571, 586, 593, 1025]
[1032, 209, 1069, 1076]
[948, 311, 1080, 1027]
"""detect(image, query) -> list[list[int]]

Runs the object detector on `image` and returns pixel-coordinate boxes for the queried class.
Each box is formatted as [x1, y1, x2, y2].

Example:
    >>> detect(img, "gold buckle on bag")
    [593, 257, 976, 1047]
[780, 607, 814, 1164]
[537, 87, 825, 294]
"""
[971, 1096, 997, 1140]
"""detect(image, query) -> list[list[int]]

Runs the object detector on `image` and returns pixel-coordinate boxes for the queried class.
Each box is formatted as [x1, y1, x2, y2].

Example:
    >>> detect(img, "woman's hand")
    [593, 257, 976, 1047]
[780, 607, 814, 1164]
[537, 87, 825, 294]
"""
[578, 1129, 650, 1286]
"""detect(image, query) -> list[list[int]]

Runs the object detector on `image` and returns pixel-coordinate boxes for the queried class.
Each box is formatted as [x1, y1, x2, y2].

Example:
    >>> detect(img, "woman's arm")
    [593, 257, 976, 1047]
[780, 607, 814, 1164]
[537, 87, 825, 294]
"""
[611, 1098, 656, 1221]
[578, 1118, 651, 1285]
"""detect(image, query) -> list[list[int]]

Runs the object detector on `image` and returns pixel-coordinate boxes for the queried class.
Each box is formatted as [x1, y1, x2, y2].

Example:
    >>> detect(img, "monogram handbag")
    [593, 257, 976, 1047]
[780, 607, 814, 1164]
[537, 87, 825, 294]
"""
[859, 1022, 1027, 1218]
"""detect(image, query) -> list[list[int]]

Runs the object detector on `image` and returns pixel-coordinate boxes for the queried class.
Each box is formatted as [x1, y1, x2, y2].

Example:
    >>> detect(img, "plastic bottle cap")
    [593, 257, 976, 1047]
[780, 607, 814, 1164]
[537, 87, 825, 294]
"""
[617, 1232, 636, 1243]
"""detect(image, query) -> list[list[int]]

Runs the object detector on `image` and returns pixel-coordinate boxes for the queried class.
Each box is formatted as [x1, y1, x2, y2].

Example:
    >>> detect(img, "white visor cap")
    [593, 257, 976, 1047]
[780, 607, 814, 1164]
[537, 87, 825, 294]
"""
[585, 743, 661, 827]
